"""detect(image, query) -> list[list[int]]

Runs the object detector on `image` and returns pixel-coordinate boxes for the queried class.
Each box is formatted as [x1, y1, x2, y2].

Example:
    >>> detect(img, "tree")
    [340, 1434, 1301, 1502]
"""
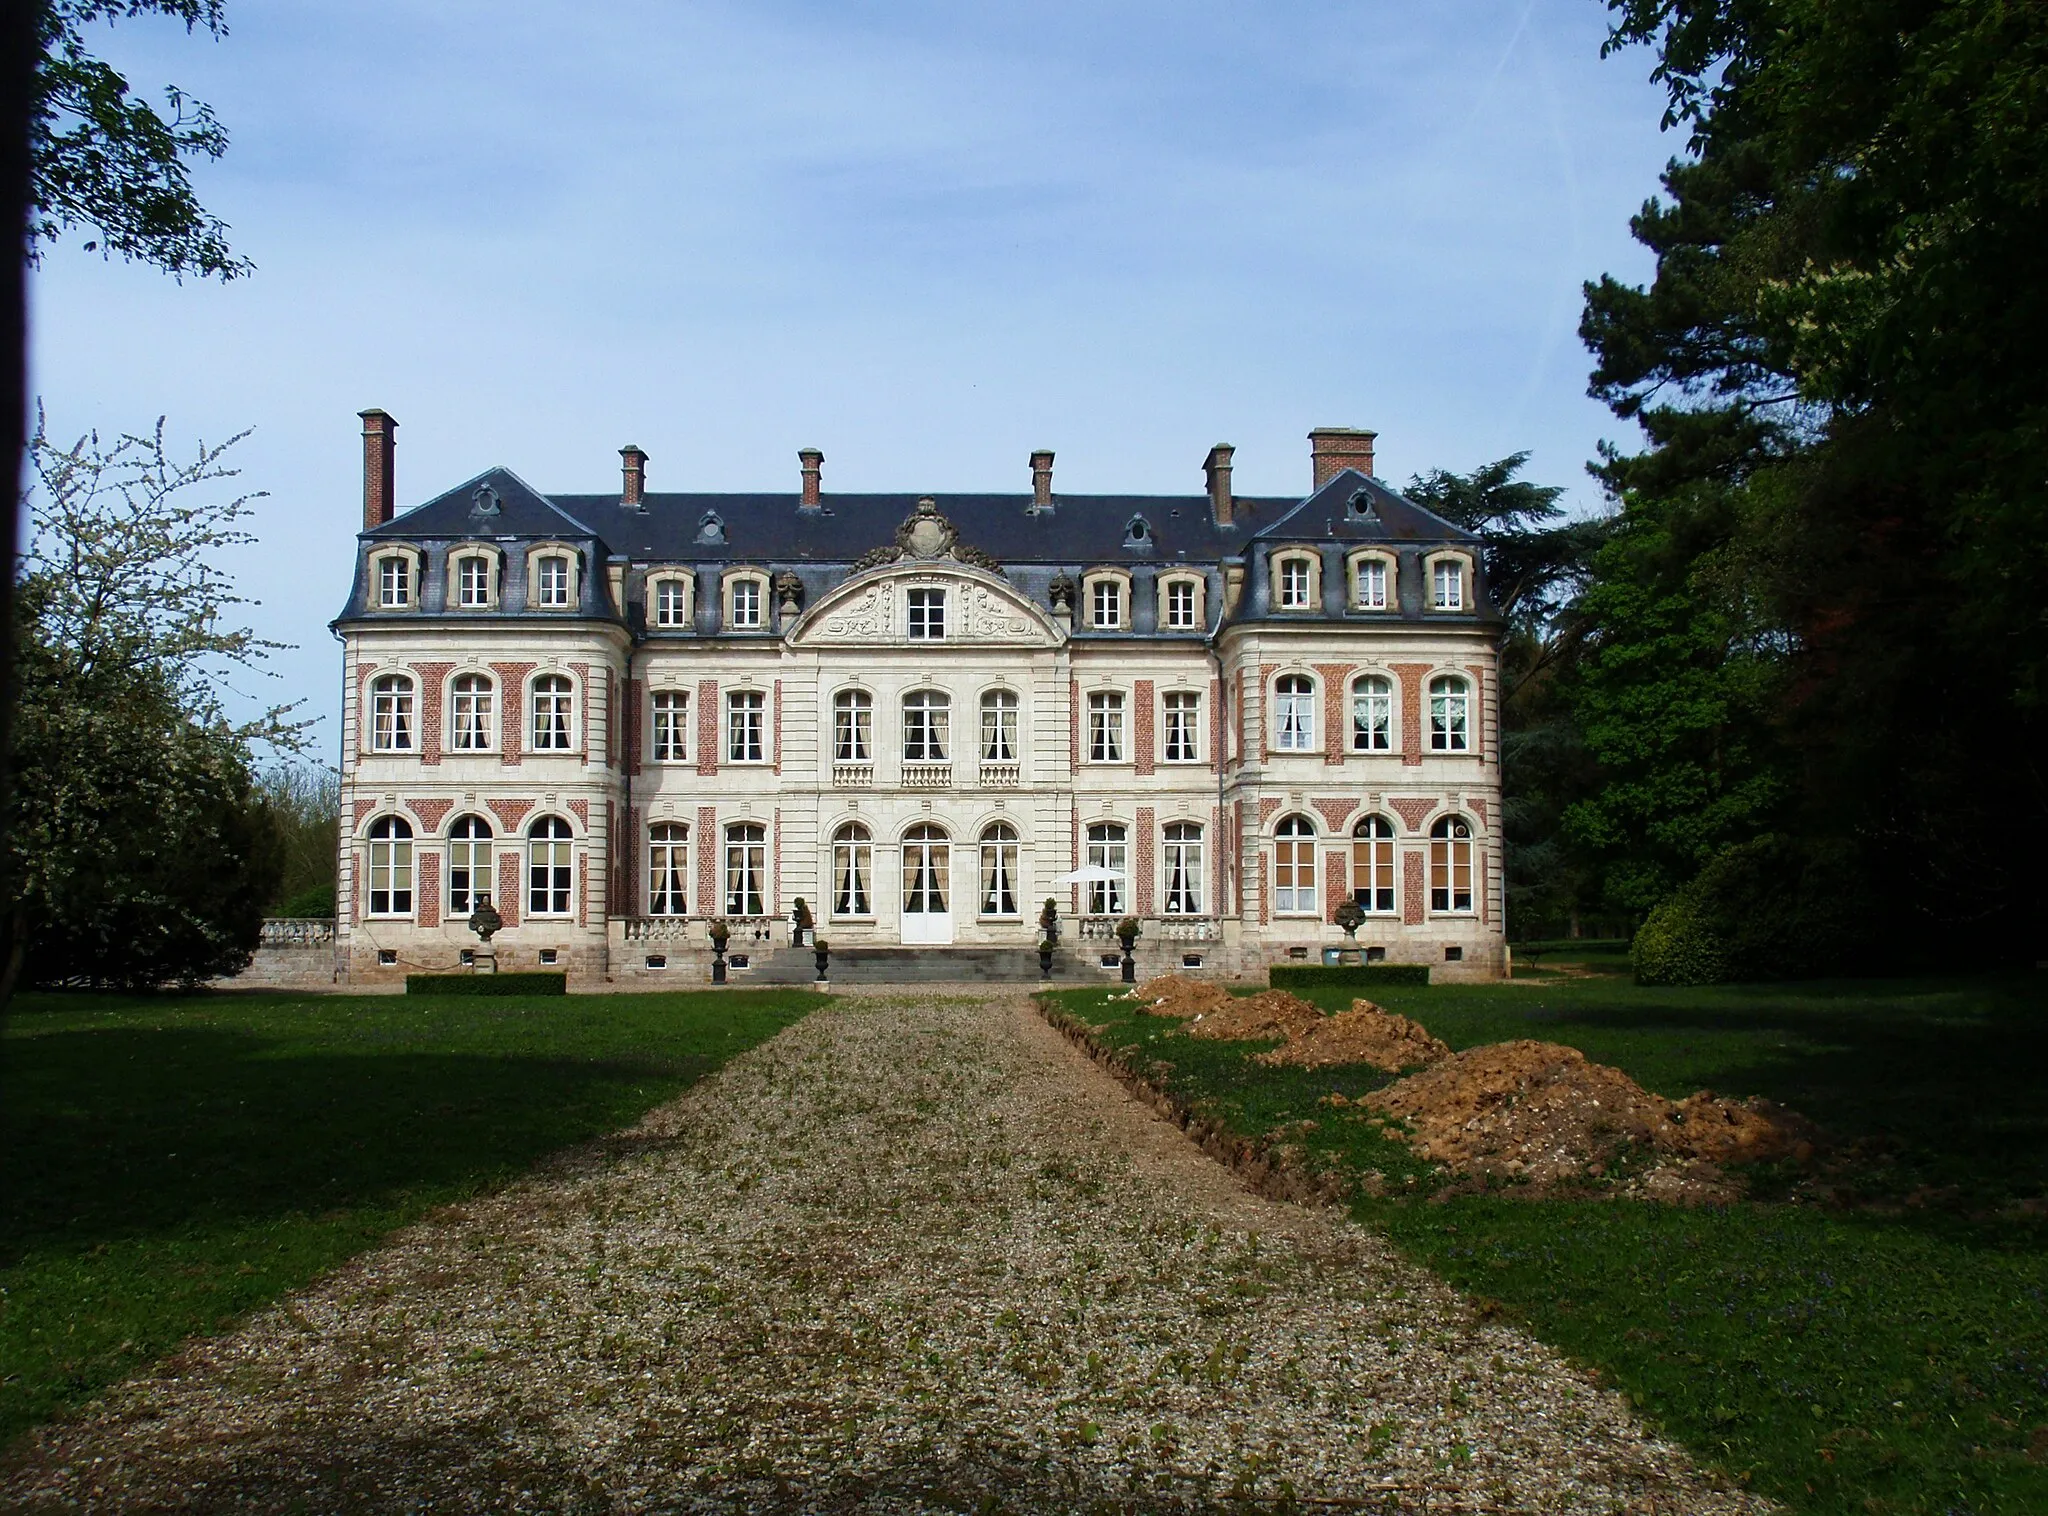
[4, 414, 299, 993]
[30, 1, 248, 278]
[256, 761, 338, 918]
[1575, 0, 2048, 960]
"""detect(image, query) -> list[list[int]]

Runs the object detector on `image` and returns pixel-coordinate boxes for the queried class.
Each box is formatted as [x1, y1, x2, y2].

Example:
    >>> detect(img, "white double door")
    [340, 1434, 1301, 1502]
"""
[899, 829, 954, 944]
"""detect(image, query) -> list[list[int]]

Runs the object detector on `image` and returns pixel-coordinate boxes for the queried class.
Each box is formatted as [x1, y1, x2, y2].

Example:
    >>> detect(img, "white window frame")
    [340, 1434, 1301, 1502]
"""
[1427, 552, 1471, 612]
[650, 573, 695, 630]
[725, 822, 767, 915]
[1163, 690, 1202, 763]
[1348, 550, 1394, 611]
[1088, 690, 1126, 764]
[1162, 822, 1204, 915]
[902, 689, 950, 763]
[449, 551, 497, 610]
[725, 572, 768, 631]
[833, 688, 873, 762]
[1273, 814, 1319, 916]
[1086, 574, 1127, 630]
[1353, 815, 1397, 915]
[650, 688, 689, 763]
[368, 674, 415, 753]
[727, 688, 766, 763]
[1430, 815, 1475, 914]
[530, 674, 575, 752]
[1350, 674, 1392, 753]
[1085, 822, 1127, 916]
[371, 549, 418, 611]
[831, 823, 873, 918]
[1273, 674, 1317, 753]
[365, 815, 414, 916]
[1429, 674, 1471, 753]
[1274, 551, 1319, 611]
[1161, 574, 1203, 630]
[648, 822, 689, 916]
[527, 815, 574, 917]
[447, 814, 494, 916]
[450, 672, 495, 752]
[978, 823, 1020, 918]
[980, 688, 1019, 762]
[907, 586, 948, 641]
[531, 550, 577, 610]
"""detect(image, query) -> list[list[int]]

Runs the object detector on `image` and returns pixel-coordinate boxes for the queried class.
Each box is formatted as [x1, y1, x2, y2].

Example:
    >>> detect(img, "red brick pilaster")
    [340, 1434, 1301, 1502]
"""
[773, 680, 784, 775]
[1210, 677, 1224, 769]
[1133, 680, 1155, 776]
[626, 679, 643, 776]
[491, 662, 538, 766]
[1315, 662, 1352, 764]
[1069, 679, 1080, 770]
[1135, 806, 1156, 914]
[1324, 849, 1348, 923]
[410, 662, 454, 765]
[350, 859, 361, 925]
[1391, 663, 1430, 767]
[1211, 804, 1224, 918]
[696, 680, 719, 776]
[578, 854, 588, 927]
[418, 853, 442, 928]
[496, 852, 521, 926]
[1234, 669, 1247, 765]
[696, 805, 718, 913]
[1069, 805, 1080, 914]
[1480, 851, 1491, 926]
[772, 808, 782, 914]
[571, 661, 590, 764]
[1402, 851, 1426, 924]
[1259, 663, 1278, 760]
[1468, 663, 1488, 759]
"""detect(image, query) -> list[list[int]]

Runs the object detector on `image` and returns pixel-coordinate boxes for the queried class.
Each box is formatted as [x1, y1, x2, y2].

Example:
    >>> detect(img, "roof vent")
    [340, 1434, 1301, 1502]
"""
[470, 483, 501, 517]
[1124, 515, 1152, 550]
[696, 511, 726, 545]
[1347, 488, 1378, 521]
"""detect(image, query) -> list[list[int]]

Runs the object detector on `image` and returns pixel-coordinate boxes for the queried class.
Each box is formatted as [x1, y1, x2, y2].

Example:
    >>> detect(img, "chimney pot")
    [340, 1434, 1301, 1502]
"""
[1029, 449, 1054, 511]
[1309, 427, 1377, 490]
[359, 409, 397, 531]
[1204, 443, 1235, 528]
[620, 444, 648, 508]
[798, 447, 824, 510]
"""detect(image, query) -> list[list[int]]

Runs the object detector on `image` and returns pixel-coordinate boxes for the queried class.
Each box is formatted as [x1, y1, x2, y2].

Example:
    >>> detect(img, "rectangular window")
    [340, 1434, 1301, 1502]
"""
[1356, 558, 1388, 610]
[834, 694, 871, 762]
[451, 679, 493, 751]
[1088, 691, 1125, 763]
[1164, 578, 1198, 629]
[833, 836, 871, 916]
[527, 837, 572, 916]
[651, 690, 689, 762]
[1274, 681, 1316, 752]
[1279, 557, 1314, 609]
[907, 587, 947, 640]
[648, 830, 688, 916]
[654, 578, 690, 628]
[457, 556, 492, 608]
[370, 680, 414, 752]
[1351, 680, 1392, 752]
[537, 555, 572, 608]
[980, 693, 1018, 762]
[725, 830, 766, 916]
[979, 838, 1019, 917]
[727, 689, 765, 762]
[1090, 578, 1122, 629]
[1085, 828, 1126, 915]
[1354, 833, 1396, 914]
[531, 678, 573, 751]
[1273, 837, 1317, 914]
[1430, 834, 1474, 912]
[1163, 692, 1201, 763]
[1162, 828, 1204, 914]
[1430, 682, 1470, 752]
[729, 578, 763, 629]
[448, 834, 491, 916]
[367, 839, 412, 915]
[1432, 560, 1464, 611]
[377, 556, 411, 609]
[902, 693, 949, 763]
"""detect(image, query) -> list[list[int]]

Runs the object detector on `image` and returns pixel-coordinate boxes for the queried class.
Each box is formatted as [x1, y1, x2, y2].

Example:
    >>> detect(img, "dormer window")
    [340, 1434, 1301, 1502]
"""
[377, 554, 412, 609]
[535, 553, 573, 608]
[1090, 578, 1122, 630]
[907, 587, 947, 640]
[1346, 488, 1378, 521]
[1124, 515, 1150, 548]
[728, 576, 764, 630]
[1355, 557, 1389, 610]
[1161, 575, 1203, 630]
[651, 574, 693, 629]
[1275, 552, 1319, 611]
[1432, 558, 1466, 611]
[455, 553, 495, 609]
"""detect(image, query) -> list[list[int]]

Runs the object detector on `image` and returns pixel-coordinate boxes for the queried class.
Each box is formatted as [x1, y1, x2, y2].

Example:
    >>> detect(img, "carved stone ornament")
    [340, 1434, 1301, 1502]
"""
[850, 497, 1006, 577]
[1048, 572, 1077, 610]
[774, 570, 804, 607]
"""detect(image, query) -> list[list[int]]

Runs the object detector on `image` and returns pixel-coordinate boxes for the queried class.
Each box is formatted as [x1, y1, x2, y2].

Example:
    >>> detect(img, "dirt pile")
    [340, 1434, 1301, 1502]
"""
[1124, 974, 1233, 1019]
[1359, 1040, 1811, 1188]
[1255, 998, 1452, 1073]
[1186, 989, 1324, 1042]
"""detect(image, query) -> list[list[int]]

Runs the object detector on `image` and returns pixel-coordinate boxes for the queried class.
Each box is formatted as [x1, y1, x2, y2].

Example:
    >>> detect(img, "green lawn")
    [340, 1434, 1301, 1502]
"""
[1044, 969, 2048, 1516]
[0, 987, 825, 1446]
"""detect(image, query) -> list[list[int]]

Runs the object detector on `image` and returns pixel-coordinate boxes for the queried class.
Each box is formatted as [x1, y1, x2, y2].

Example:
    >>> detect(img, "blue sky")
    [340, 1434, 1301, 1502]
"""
[27, 0, 1678, 751]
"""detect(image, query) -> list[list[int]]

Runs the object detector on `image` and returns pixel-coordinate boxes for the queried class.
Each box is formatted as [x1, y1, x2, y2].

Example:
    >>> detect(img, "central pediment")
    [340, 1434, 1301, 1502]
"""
[787, 563, 1062, 649]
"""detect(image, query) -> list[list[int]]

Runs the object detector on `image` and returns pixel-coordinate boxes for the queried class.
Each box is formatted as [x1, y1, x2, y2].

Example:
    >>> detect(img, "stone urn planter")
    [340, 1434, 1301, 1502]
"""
[466, 895, 502, 974]
[1115, 915, 1140, 985]
[708, 917, 731, 984]
[813, 938, 830, 984]
[1038, 937, 1055, 980]
[1333, 899, 1366, 965]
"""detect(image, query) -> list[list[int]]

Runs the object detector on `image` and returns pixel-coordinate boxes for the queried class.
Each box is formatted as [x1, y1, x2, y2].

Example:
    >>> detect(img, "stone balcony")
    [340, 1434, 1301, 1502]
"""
[901, 762, 952, 789]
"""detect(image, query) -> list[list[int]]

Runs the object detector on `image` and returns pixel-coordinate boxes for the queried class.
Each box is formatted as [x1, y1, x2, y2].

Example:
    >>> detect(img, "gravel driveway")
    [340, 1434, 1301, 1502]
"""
[1, 990, 1766, 1514]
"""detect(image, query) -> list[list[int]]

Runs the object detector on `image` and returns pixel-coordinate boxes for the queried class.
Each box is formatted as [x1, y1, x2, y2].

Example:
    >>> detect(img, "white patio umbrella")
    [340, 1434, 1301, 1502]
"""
[1050, 865, 1126, 885]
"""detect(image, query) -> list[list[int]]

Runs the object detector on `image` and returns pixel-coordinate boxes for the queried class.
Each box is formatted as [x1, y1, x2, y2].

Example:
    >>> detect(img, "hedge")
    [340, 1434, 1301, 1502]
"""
[1269, 963, 1431, 989]
[405, 971, 568, 996]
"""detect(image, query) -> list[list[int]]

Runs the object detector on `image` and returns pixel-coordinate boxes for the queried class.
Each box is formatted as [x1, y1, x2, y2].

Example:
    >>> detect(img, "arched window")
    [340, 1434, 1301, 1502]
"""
[1350, 674, 1392, 753]
[833, 689, 872, 762]
[980, 689, 1019, 763]
[1085, 822, 1127, 915]
[648, 822, 689, 916]
[901, 822, 949, 915]
[1429, 675, 1470, 752]
[903, 689, 950, 763]
[1273, 814, 1318, 915]
[1163, 822, 1204, 915]
[724, 822, 766, 916]
[527, 815, 573, 916]
[832, 823, 872, 917]
[979, 822, 1019, 917]
[366, 816, 413, 915]
[1429, 815, 1474, 913]
[651, 689, 689, 762]
[1273, 674, 1316, 752]
[369, 674, 414, 752]
[531, 674, 574, 751]
[447, 814, 493, 915]
[535, 553, 574, 608]
[451, 673, 494, 751]
[1352, 816, 1396, 914]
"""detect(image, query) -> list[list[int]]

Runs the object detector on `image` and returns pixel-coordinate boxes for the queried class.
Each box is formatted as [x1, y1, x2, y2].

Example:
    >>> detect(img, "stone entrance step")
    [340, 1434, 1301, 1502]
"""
[739, 943, 1107, 985]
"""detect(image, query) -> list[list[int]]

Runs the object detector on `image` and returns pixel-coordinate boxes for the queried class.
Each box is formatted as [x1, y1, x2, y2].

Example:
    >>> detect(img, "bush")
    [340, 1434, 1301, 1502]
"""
[1632, 836, 1878, 985]
[1269, 964, 1432, 989]
[275, 883, 335, 919]
[406, 972, 567, 996]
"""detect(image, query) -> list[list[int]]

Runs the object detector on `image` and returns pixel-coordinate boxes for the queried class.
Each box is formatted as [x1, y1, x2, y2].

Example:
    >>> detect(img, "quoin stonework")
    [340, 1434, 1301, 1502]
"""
[332, 414, 1506, 983]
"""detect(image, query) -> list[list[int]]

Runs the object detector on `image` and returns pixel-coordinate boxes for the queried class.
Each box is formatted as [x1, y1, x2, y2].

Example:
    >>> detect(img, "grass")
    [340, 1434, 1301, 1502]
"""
[1043, 967, 2048, 1516]
[0, 986, 825, 1446]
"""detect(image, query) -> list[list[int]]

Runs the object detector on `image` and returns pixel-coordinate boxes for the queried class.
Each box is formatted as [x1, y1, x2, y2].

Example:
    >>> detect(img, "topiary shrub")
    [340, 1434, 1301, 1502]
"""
[1632, 835, 1878, 985]
[1630, 892, 1731, 985]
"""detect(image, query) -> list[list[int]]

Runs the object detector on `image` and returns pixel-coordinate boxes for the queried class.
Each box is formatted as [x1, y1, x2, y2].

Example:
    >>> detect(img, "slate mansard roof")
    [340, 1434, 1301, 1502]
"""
[339, 463, 1496, 636]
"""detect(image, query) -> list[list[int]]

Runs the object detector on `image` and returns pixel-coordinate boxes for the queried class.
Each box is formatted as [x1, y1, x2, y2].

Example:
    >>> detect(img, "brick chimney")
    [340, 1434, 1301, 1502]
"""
[798, 448, 823, 511]
[1029, 449, 1054, 512]
[1204, 443, 1235, 528]
[1309, 427, 1376, 489]
[360, 409, 397, 530]
[620, 444, 648, 507]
